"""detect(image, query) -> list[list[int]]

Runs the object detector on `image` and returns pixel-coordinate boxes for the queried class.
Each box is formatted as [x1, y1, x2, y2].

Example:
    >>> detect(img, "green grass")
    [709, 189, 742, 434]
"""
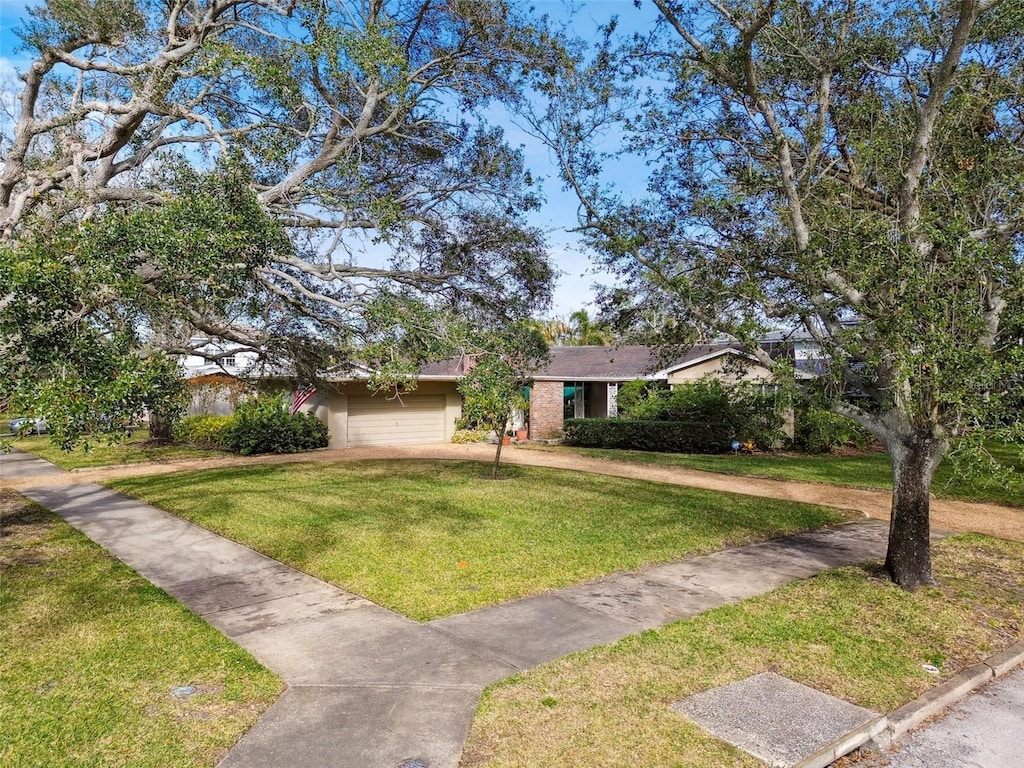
[11, 433, 226, 470]
[526, 441, 1024, 507]
[107, 460, 851, 621]
[0, 491, 282, 768]
[461, 534, 1024, 767]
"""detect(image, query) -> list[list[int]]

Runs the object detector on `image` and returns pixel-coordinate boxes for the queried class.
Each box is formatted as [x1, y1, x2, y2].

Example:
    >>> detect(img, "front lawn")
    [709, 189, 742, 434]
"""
[107, 460, 851, 621]
[528, 442, 1024, 507]
[0, 491, 282, 768]
[461, 534, 1024, 768]
[11, 433, 225, 470]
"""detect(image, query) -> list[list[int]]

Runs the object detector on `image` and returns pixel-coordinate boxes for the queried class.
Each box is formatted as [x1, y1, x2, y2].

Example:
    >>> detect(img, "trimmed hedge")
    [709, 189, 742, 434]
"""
[563, 418, 732, 454]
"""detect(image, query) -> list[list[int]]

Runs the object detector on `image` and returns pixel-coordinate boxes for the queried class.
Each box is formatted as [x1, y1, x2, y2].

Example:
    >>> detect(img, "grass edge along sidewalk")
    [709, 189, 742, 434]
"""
[105, 459, 856, 621]
[9, 433, 225, 470]
[0, 490, 283, 768]
[459, 533, 1024, 768]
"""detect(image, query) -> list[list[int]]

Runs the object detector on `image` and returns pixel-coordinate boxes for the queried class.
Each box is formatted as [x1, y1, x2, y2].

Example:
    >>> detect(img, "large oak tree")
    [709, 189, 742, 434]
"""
[1, 0, 554, 441]
[525, 0, 1024, 588]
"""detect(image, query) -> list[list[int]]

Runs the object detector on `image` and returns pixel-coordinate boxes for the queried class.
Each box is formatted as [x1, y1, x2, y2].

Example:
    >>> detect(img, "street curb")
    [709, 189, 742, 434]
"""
[885, 637, 1024, 743]
[791, 715, 888, 768]
[791, 637, 1024, 767]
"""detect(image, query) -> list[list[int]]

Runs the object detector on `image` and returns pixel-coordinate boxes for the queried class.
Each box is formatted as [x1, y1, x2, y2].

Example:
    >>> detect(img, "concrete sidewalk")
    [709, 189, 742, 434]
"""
[4, 448, 892, 767]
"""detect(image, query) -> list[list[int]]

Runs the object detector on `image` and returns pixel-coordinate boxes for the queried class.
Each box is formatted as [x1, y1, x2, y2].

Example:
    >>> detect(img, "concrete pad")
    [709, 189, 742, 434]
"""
[672, 672, 878, 768]
[218, 683, 483, 768]
[235, 606, 513, 687]
[429, 593, 643, 669]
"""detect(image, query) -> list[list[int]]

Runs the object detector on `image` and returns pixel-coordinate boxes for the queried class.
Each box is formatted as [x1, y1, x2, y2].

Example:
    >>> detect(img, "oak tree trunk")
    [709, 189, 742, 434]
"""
[148, 411, 172, 443]
[884, 432, 946, 589]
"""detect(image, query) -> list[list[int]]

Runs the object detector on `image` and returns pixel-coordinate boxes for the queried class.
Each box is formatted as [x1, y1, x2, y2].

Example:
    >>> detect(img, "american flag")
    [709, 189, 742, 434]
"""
[289, 385, 317, 415]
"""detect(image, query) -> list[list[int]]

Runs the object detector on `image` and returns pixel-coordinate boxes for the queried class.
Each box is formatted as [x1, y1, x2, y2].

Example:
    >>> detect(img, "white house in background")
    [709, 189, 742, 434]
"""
[180, 339, 260, 416]
[181, 338, 260, 379]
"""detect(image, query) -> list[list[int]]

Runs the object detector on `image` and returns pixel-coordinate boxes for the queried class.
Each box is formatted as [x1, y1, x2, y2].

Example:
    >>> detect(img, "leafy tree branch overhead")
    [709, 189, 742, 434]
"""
[524, 0, 1024, 588]
[0, 0, 555, 442]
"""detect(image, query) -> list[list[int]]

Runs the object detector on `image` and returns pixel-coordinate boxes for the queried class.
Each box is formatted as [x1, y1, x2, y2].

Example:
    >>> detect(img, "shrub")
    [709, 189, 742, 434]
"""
[564, 418, 732, 453]
[793, 406, 869, 453]
[172, 414, 234, 449]
[451, 428, 491, 444]
[616, 381, 671, 420]
[223, 394, 329, 455]
[615, 377, 785, 450]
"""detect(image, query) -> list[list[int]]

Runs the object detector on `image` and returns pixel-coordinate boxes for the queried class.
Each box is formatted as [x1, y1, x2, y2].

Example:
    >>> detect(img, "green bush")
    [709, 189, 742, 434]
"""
[616, 377, 785, 450]
[451, 428, 491, 444]
[616, 381, 671, 420]
[223, 394, 329, 455]
[564, 418, 732, 453]
[793, 406, 869, 453]
[171, 414, 234, 449]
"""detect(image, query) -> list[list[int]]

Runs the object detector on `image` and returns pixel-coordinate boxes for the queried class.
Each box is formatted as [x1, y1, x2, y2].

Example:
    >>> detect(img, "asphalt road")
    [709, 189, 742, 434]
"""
[869, 665, 1024, 768]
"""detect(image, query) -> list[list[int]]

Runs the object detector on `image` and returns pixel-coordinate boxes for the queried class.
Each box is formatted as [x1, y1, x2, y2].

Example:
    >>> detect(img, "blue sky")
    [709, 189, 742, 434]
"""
[0, 0, 659, 317]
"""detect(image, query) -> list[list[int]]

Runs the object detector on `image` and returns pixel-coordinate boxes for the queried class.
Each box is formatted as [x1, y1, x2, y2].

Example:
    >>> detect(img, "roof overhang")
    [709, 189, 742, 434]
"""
[652, 347, 762, 378]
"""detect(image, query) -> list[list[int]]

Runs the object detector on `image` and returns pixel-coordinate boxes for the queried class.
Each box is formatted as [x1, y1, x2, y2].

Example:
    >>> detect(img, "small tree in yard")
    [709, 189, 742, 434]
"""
[458, 327, 548, 478]
[524, 0, 1024, 588]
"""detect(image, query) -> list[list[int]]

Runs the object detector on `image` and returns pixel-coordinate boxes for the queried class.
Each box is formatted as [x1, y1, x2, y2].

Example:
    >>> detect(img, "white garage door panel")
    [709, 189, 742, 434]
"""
[347, 395, 446, 446]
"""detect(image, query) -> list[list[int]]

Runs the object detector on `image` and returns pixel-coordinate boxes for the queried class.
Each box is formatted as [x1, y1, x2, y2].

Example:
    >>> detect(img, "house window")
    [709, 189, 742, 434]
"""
[608, 382, 619, 418]
[222, 356, 237, 368]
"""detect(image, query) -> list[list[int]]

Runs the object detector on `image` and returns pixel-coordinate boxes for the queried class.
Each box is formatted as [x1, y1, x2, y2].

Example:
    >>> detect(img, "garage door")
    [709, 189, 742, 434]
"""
[347, 395, 447, 447]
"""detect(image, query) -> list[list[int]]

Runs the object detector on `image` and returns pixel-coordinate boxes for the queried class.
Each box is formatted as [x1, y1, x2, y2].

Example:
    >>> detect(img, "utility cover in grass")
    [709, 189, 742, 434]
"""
[671, 672, 877, 767]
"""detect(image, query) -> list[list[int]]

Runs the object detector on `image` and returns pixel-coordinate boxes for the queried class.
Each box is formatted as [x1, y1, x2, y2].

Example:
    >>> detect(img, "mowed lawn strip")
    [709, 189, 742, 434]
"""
[107, 460, 851, 621]
[460, 535, 1024, 768]
[527, 442, 1024, 508]
[0, 491, 282, 768]
[12, 433, 225, 470]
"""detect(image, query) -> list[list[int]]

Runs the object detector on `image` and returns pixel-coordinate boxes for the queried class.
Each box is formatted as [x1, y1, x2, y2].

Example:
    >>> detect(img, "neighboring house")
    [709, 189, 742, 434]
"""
[527, 344, 777, 440]
[181, 339, 260, 416]
[181, 339, 260, 378]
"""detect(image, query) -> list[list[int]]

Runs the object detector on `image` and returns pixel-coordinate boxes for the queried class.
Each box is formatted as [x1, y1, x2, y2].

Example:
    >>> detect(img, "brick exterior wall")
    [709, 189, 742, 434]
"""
[529, 380, 565, 440]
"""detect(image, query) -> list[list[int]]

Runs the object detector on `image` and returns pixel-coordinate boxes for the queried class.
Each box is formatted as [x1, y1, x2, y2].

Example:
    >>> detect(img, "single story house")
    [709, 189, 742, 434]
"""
[527, 344, 775, 440]
[305, 360, 466, 449]
[308, 343, 776, 447]
[184, 339, 807, 448]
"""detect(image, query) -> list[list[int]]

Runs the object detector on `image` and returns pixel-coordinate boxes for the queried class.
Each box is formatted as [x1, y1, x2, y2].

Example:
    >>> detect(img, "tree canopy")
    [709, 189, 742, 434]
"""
[1, 0, 555, 441]
[525, 0, 1024, 587]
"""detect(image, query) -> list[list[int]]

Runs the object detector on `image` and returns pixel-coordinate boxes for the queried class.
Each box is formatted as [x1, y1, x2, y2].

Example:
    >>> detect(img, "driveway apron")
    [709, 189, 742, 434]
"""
[3, 448, 892, 767]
